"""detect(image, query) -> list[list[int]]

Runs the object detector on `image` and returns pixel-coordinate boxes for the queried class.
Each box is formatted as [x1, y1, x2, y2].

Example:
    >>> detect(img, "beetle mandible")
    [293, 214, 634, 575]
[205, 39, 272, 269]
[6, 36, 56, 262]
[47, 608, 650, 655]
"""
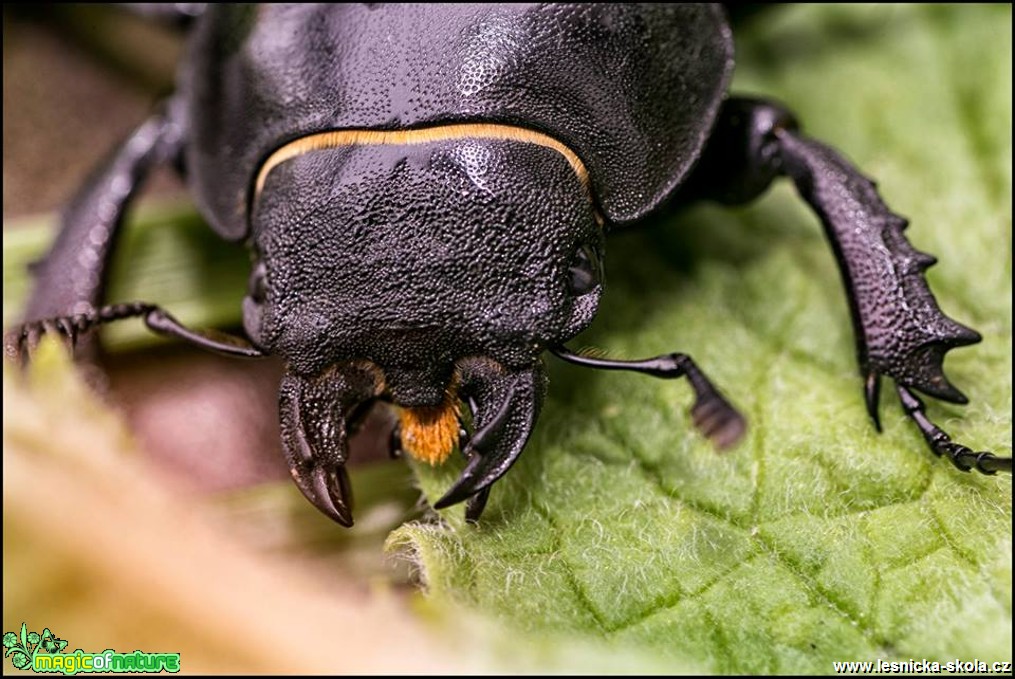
[6, 4, 1011, 526]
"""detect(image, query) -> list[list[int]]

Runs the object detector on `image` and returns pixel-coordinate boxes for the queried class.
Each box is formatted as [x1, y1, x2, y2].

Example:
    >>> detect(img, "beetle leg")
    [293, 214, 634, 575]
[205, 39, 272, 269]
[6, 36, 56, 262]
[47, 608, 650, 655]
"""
[680, 95, 1008, 475]
[897, 386, 1011, 475]
[22, 98, 187, 357]
[8, 98, 271, 364]
[4, 301, 265, 362]
[432, 359, 546, 516]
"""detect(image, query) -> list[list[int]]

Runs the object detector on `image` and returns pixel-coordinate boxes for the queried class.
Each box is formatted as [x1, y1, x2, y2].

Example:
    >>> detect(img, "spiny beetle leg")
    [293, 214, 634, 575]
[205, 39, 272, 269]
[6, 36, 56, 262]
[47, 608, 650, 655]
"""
[4, 302, 156, 364]
[5, 301, 265, 364]
[897, 385, 1011, 475]
[682, 96, 1004, 475]
[24, 101, 186, 329]
[774, 126, 982, 408]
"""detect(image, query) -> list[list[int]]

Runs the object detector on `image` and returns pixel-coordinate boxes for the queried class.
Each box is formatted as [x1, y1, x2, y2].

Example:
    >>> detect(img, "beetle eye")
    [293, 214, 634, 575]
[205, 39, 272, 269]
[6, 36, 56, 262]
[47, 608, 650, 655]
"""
[567, 243, 602, 296]
[248, 262, 267, 304]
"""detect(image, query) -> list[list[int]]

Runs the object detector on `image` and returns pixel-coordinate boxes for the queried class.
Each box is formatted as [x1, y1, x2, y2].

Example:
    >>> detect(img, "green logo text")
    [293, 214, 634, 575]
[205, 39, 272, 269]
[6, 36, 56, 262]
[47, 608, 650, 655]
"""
[4, 623, 180, 675]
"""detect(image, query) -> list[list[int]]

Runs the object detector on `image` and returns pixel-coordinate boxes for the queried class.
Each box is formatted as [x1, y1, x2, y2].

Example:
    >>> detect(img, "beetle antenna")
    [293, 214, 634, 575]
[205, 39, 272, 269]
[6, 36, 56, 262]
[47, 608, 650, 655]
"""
[896, 385, 1011, 475]
[550, 344, 746, 450]
[4, 301, 265, 362]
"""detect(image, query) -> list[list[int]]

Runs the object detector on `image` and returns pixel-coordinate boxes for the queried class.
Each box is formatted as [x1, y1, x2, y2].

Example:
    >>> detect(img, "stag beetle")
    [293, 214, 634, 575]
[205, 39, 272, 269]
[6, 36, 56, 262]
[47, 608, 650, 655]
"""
[7, 4, 1011, 526]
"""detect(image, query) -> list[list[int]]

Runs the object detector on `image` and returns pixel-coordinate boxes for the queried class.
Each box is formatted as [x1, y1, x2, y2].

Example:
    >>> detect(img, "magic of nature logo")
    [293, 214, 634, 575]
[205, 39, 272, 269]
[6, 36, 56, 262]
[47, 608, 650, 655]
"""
[3, 623, 180, 674]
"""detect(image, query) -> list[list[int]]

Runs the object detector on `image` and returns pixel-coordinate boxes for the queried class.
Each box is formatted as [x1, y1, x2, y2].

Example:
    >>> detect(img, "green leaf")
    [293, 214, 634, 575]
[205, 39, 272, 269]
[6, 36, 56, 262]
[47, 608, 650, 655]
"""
[391, 5, 1011, 672]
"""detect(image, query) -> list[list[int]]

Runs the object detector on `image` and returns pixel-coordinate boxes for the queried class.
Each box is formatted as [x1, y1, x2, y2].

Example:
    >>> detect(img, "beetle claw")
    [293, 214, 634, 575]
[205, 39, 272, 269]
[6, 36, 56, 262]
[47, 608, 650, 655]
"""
[4, 317, 79, 365]
[300, 464, 354, 527]
[465, 487, 492, 524]
[897, 385, 1011, 475]
[432, 359, 546, 517]
[278, 363, 382, 526]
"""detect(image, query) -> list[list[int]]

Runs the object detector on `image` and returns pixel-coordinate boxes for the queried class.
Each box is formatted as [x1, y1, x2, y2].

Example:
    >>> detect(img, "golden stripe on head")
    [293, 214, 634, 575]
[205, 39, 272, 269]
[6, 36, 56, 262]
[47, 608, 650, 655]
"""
[254, 123, 590, 198]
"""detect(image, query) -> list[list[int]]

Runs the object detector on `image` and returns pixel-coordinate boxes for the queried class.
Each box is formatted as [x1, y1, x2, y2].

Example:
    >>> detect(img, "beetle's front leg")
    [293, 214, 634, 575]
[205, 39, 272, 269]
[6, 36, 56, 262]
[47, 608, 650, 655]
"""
[11, 98, 187, 359]
[681, 95, 1009, 474]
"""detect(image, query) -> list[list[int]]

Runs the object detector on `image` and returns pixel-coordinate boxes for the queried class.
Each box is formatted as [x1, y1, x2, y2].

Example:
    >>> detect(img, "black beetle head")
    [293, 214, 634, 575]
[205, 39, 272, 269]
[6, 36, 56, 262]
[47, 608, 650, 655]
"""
[244, 134, 601, 524]
[246, 135, 602, 405]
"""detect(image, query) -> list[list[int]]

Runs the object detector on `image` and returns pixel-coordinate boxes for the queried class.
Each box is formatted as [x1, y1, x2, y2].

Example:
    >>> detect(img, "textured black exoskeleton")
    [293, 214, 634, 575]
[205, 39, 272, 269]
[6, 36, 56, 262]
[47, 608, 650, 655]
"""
[7, 4, 1010, 526]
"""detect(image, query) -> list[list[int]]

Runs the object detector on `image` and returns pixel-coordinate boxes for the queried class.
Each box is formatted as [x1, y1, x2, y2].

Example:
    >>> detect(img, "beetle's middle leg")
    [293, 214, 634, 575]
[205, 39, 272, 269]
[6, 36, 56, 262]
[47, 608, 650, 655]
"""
[679, 96, 1010, 475]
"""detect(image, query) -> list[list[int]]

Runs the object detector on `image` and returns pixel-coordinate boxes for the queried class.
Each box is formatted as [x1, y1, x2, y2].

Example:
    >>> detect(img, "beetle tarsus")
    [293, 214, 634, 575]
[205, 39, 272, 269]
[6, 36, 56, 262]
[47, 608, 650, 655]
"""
[896, 384, 1011, 475]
